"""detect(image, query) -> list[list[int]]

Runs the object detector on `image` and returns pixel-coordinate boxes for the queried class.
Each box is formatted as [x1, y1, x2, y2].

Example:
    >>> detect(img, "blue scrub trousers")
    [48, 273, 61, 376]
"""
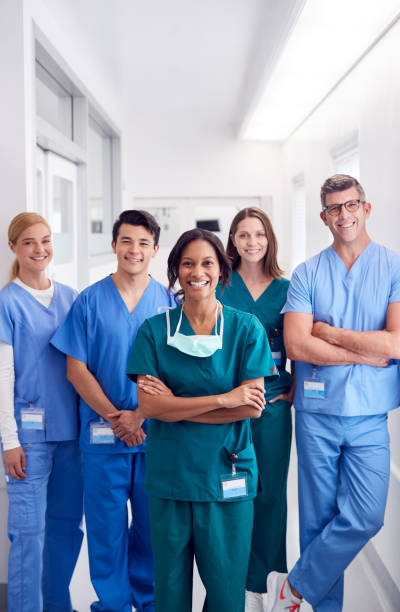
[5, 440, 84, 612]
[83, 451, 154, 612]
[289, 412, 390, 612]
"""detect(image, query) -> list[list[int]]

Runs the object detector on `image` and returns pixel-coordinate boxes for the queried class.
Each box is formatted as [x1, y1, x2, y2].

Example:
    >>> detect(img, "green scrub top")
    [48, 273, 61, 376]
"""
[217, 271, 291, 400]
[127, 305, 277, 502]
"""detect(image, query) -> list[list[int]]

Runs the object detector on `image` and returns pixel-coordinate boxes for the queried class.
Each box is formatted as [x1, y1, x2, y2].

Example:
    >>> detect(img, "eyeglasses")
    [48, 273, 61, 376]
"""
[323, 199, 363, 217]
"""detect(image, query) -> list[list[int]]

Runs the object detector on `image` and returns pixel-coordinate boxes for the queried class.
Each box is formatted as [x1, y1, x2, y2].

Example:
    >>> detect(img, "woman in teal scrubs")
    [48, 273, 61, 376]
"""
[218, 207, 294, 611]
[127, 228, 278, 612]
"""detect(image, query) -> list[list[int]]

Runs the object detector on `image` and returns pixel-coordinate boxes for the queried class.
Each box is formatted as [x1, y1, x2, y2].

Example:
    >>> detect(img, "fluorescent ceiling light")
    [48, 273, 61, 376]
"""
[242, 0, 400, 141]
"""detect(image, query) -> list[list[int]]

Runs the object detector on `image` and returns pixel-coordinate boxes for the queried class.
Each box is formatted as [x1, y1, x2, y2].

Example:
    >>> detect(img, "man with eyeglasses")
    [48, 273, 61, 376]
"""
[266, 175, 400, 612]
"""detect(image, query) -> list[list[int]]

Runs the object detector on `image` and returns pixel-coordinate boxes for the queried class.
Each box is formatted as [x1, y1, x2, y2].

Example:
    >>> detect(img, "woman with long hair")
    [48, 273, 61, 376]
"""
[126, 228, 278, 612]
[0, 212, 83, 612]
[218, 207, 294, 611]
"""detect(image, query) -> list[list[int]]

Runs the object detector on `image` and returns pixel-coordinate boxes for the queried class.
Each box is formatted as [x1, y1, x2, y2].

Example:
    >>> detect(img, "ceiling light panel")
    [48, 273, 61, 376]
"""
[242, 0, 400, 141]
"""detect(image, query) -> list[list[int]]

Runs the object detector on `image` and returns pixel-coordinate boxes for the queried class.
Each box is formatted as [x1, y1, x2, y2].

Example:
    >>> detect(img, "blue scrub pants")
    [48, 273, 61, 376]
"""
[289, 412, 390, 612]
[5, 440, 84, 612]
[83, 451, 154, 612]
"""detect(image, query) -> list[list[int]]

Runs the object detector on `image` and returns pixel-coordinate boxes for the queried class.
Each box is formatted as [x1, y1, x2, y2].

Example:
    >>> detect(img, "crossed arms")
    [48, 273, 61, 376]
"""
[284, 301, 400, 365]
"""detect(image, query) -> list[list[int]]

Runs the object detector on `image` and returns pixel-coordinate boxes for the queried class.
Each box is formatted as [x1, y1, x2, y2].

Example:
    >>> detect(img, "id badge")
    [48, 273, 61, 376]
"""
[221, 473, 248, 499]
[304, 379, 325, 399]
[90, 421, 116, 444]
[21, 407, 45, 430]
[272, 351, 282, 366]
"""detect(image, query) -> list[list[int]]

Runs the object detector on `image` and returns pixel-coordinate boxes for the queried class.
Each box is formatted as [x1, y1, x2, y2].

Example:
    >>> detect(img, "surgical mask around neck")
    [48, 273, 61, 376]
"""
[166, 302, 223, 358]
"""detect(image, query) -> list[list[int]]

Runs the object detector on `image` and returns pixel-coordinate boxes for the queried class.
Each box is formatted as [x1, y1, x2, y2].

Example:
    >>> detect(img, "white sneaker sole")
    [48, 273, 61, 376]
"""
[266, 571, 281, 612]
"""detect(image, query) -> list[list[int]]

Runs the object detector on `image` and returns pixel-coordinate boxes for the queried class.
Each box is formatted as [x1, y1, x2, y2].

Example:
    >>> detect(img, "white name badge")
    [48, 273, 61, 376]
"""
[221, 474, 248, 499]
[21, 408, 45, 430]
[272, 351, 282, 366]
[304, 379, 325, 399]
[90, 421, 116, 444]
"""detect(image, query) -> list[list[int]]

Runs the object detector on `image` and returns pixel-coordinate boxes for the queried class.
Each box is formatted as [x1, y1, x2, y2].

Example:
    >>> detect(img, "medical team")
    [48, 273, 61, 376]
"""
[0, 173, 399, 612]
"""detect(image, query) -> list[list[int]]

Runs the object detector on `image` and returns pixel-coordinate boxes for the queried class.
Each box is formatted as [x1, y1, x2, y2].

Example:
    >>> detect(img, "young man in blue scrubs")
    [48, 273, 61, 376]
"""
[51, 210, 174, 612]
[266, 175, 400, 612]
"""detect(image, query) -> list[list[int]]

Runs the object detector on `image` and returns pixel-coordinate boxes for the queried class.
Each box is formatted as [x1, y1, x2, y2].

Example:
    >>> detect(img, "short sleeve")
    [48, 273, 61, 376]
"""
[0, 299, 13, 345]
[50, 292, 88, 363]
[239, 316, 279, 383]
[281, 263, 313, 314]
[389, 252, 400, 303]
[127, 319, 161, 382]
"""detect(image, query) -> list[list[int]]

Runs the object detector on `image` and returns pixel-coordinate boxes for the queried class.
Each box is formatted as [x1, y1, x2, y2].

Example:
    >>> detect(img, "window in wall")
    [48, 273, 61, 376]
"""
[331, 139, 360, 180]
[291, 175, 306, 272]
[36, 60, 73, 140]
[87, 115, 114, 255]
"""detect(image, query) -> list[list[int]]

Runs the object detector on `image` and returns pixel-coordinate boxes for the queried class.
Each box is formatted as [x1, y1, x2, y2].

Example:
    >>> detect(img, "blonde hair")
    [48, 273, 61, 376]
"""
[8, 213, 51, 282]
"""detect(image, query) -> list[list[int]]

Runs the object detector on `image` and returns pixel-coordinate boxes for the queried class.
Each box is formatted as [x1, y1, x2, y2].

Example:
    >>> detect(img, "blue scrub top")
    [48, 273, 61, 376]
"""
[217, 271, 291, 400]
[282, 242, 400, 415]
[0, 281, 79, 443]
[51, 275, 175, 454]
[127, 305, 278, 502]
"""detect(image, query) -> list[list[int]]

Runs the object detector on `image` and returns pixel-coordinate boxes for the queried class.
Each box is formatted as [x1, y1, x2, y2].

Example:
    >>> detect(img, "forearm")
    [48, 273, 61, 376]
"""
[67, 357, 119, 419]
[286, 333, 369, 365]
[186, 405, 261, 424]
[137, 389, 224, 421]
[319, 326, 400, 359]
[0, 342, 20, 450]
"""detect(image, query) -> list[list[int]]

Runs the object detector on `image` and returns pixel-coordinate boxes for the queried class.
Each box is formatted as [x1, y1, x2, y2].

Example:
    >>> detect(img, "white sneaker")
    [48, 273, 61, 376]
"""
[245, 590, 265, 612]
[266, 572, 302, 612]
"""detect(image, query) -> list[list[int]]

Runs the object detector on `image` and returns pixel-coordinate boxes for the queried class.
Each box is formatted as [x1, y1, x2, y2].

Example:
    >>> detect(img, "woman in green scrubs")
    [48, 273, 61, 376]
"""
[217, 207, 294, 611]
[127, 228, 278, 612]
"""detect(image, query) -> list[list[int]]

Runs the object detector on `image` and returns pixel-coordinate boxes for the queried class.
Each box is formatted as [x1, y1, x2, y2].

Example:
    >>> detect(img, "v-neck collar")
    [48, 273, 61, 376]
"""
[328, 241, 374, 278]
[11, 280, 57, 314]
[233, 269, 277, 304]
[108, 274, 154, 322]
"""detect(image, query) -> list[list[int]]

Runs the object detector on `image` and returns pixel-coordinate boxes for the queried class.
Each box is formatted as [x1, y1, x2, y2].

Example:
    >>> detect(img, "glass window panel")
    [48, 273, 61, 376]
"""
[291, 177, 306, 272]
[36, 61, 73, 140]
[36, 169, 43, 213]
[88, 116, 113, 255]
[333, 149, 360, 179]
[52, 176, 73, 264]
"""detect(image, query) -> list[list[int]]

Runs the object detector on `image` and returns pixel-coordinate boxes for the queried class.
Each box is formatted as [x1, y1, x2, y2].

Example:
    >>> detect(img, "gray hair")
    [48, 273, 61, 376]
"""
[320, 174, 366, 208]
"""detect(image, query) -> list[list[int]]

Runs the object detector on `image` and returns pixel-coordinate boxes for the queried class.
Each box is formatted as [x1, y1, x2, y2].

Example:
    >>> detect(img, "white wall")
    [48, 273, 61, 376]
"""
[282, 18, 400, 602]
[121, 115, 285, 283]
[0, 0, 124, 588]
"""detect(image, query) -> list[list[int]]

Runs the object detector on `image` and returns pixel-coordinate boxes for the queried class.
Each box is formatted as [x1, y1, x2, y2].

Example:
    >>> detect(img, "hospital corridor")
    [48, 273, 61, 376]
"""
[1, 1, 400, 611]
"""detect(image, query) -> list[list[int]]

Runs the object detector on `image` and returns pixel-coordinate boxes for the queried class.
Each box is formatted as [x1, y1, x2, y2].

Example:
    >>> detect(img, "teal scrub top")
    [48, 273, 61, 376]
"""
[217, 271, 291, 400]
[127, 305, 278, 502]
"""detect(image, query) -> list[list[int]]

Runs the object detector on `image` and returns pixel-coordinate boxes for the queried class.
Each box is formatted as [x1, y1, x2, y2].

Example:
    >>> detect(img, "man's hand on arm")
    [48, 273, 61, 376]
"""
[311, 302, 400, 361]
[284, 312, 388, 366]
[107, 410, 145, 442]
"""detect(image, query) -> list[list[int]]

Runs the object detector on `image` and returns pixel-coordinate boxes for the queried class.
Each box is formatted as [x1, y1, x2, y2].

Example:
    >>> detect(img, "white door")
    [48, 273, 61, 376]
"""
[37, 150, 79, 289]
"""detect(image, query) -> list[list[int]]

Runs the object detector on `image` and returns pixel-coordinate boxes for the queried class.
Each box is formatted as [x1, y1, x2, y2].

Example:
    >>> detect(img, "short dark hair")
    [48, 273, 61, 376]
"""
[320, 174, 366, 207]
[167, 228, 231, 299]
[112, 210, 161, 245]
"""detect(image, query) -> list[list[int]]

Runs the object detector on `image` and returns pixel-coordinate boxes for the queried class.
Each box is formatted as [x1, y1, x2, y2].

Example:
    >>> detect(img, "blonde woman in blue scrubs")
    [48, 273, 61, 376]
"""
[127, 228, 278, 612]
[217, 207, 294, 611]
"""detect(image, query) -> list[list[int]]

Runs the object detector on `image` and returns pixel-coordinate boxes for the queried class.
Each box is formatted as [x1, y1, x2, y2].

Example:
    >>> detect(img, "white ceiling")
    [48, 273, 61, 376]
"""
[43, 0, 301, 134]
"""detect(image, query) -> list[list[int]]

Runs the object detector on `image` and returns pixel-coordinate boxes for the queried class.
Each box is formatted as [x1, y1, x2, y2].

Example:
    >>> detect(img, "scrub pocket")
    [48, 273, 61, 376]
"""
[222, 444, 258, 500]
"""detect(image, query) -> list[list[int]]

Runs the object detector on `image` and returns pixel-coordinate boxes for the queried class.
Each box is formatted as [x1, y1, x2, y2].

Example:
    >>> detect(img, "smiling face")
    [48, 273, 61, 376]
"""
[178, 239, 220, 302]
[112, 223, 158, 277]
[9, 222, 53, 276]
[320, 186, 371, 248]
[231, 216, 268, 265]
